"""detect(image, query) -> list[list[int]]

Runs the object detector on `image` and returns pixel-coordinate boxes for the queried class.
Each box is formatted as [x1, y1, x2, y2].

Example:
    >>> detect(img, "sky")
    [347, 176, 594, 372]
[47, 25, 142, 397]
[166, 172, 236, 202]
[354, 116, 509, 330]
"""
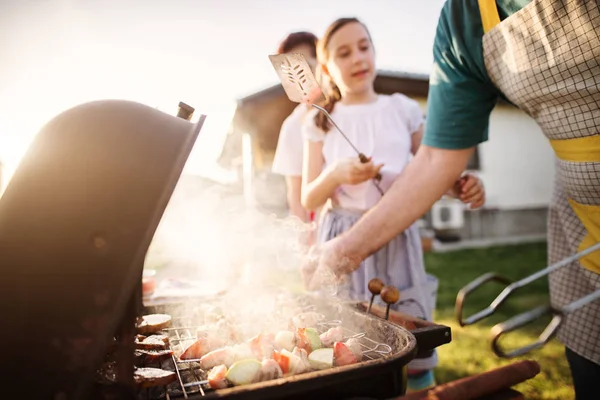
[0, 0, 446, 183]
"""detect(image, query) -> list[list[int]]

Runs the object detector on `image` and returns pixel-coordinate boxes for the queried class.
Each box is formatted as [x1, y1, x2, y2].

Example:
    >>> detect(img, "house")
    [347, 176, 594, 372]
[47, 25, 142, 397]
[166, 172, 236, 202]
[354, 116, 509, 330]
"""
[218, 70, 555, 241]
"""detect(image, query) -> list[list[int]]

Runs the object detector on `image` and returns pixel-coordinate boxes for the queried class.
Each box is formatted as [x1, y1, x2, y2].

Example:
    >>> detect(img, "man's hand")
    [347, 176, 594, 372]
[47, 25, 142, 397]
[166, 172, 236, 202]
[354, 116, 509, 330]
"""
[300, 237, 363, 291]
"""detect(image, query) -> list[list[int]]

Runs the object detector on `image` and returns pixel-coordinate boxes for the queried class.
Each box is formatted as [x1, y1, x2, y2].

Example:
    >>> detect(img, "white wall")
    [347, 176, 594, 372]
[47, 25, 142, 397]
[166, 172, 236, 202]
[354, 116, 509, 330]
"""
[414, 98, 555, 211]
[479, 105, 555, 210]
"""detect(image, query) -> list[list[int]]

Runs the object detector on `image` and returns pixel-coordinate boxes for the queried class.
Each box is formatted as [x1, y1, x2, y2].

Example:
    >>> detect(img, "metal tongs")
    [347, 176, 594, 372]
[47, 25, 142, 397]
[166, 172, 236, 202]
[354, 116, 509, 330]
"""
[268, 53, 383, 195]
[455, 242, 600, 358]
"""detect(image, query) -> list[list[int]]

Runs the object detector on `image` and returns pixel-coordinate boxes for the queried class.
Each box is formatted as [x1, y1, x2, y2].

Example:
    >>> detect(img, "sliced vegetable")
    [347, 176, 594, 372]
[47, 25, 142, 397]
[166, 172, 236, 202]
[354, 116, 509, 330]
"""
[333, 342, 358, 366]
[272, 350, 290, 374]
[274, 330, 296, 352]
[296, 327, 322, 353]
[225, 359, 262, 386]
[307, 348, 334, 370]
[207, 365, 228, 389]
[180, 338, 210, 360]
[201, 347, 236, 369]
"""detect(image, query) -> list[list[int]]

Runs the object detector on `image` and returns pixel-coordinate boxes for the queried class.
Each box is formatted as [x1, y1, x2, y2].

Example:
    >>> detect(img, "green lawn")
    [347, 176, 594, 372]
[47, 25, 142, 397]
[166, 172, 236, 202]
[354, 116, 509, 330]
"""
[425, 242, 574, 400]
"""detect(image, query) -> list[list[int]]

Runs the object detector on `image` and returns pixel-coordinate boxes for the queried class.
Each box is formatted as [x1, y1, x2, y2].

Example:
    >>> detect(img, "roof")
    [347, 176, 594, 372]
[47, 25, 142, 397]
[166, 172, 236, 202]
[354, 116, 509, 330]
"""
[218, 70, 431, 168]
[237, 69, 430, 106]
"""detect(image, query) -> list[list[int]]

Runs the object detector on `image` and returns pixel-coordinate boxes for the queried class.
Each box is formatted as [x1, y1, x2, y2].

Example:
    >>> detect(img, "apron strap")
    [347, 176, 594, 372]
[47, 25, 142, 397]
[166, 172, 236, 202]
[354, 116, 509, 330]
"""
[478, 0, 501, 33]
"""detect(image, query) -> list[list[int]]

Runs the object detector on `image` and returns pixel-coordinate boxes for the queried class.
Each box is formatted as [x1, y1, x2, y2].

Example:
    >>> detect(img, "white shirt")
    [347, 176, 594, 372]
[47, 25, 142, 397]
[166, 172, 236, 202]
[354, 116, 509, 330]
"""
[272, 104, 310, 177]
[302, 93, 424, 211]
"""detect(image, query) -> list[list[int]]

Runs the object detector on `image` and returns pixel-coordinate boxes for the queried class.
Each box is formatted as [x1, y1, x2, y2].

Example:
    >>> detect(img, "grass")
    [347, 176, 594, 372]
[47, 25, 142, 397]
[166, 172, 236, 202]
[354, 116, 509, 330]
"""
[424, 242, 574, 400]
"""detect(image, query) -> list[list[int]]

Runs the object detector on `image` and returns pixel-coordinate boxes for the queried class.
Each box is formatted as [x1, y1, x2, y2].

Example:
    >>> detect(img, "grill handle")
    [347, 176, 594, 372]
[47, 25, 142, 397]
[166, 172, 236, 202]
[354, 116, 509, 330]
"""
[411, 325, 452, 358]
[356, 302, 452, 355]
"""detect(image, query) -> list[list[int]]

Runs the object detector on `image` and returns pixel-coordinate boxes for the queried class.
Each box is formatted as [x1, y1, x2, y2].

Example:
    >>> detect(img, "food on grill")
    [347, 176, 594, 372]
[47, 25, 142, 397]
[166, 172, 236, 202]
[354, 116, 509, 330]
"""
[333, 342, 358, 366]
[170, 303, 383, 390]
[234, 342, 258, 362]
[180, 337, 212, 360]
[272, 347, 310, 375]
[257, 358, 283, 382]
[272, 350, 290, 374]
[291, 347, 312, 373]
[319, 326, 344, 347]
[135, 349, 174, 364]
[136, 314, 172, 334]
[201, 346, 236, 369]
[225, 359, 263, 386]
[296, 327, 322, 352]
[308, 348, 334, 370]
[133, 367, 177, 388]
[274, 330, 296, 352]
[345, 338, 363, 361]
[180, 331, 230, 361]
[292, 312, 324, 328]
[207, 365, 229, 389]
[248, 332, 275, 359]
[135, 334, 169, 350]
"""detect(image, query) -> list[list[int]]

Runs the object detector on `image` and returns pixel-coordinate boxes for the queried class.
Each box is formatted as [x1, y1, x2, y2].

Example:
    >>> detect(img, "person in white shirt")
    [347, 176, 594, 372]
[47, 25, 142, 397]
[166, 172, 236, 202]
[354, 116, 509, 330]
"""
[300, 17, 485, 391]
[271, 31, 318, 224]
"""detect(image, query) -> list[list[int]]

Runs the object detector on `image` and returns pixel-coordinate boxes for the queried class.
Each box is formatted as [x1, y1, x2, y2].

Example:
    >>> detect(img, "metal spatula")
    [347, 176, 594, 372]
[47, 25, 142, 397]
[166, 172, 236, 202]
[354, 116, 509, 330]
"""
[269, 53, 383, 194]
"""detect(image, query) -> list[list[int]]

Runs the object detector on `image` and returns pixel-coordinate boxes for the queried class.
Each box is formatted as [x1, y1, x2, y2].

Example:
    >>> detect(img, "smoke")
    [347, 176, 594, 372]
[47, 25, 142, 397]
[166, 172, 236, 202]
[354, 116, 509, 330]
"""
[145, 176, 314, 300]
[140, 175, 388, 346]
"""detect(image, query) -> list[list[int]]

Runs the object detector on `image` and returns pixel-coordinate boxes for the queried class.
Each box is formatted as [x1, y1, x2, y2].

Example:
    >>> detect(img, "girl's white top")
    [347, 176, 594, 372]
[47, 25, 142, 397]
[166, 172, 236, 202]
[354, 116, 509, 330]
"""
[302, 93, 424, 211]
[272, 104, 310, 177]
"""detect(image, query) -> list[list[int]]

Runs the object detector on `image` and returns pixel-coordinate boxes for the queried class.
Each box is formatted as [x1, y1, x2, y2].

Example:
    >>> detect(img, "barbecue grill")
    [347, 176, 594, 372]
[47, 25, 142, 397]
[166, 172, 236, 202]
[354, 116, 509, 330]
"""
[1, 100, 450, 400]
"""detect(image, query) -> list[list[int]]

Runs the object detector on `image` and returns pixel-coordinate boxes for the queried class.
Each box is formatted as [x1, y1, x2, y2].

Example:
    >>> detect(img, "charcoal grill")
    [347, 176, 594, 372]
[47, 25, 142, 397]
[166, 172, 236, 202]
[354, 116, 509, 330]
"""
[124, 293, 449, 400]
[0, 100, 450, 400]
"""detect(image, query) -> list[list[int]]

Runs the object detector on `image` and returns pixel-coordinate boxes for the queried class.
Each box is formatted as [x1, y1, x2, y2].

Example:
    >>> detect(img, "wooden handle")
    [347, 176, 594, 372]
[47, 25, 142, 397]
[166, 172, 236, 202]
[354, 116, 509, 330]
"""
[395, 360, 541, 400]
[368, 278, 385, 296]
[381, 285, 400, 305]
[359, 302, 435, 329]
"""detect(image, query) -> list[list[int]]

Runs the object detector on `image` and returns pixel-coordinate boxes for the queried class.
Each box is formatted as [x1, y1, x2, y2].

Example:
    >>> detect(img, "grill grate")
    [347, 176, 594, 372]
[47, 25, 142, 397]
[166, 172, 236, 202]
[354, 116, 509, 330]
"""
[138, 313, 393, 399]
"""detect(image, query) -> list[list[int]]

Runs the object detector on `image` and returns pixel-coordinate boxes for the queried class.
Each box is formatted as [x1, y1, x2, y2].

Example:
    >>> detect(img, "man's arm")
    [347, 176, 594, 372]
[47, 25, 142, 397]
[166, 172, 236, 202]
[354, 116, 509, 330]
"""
[338, 145, 474, 262]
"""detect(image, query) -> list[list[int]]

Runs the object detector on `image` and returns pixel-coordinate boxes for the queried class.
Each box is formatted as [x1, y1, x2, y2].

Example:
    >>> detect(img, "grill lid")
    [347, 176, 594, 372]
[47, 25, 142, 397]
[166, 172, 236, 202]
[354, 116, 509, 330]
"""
[0, 100, 204, 399]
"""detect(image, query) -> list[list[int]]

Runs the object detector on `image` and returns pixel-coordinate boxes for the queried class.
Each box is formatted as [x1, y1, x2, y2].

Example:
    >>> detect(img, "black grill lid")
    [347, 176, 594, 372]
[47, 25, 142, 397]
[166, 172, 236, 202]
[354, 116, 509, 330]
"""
[0, 100, 204, 399]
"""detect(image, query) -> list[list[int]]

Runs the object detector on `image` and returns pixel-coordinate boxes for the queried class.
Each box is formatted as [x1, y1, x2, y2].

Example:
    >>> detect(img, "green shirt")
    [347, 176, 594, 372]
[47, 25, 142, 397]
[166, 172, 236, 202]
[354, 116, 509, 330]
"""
[422, 0, 532, 150]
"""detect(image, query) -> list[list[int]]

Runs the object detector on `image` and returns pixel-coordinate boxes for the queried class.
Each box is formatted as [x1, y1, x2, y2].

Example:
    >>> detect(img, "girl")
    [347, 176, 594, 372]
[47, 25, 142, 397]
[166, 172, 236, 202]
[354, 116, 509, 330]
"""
[272, 31, 319, 223]
[301, 17, 485, 391]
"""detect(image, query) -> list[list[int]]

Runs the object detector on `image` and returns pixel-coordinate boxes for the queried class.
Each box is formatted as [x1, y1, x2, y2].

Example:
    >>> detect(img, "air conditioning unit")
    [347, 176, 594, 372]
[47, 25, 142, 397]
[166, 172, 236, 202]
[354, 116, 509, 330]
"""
[431, 198, 465, 230]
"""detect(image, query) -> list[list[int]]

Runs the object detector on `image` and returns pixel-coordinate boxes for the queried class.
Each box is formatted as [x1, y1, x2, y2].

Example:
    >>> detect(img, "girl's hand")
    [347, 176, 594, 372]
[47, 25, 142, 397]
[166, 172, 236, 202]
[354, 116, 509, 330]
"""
[451, 173, 485, 209]
[333, 157, 383, 185]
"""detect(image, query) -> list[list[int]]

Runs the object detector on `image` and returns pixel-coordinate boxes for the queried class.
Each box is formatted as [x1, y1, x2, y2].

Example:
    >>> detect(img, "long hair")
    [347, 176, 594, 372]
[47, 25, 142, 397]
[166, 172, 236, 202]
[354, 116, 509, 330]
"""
[314, 17, 372, 132]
